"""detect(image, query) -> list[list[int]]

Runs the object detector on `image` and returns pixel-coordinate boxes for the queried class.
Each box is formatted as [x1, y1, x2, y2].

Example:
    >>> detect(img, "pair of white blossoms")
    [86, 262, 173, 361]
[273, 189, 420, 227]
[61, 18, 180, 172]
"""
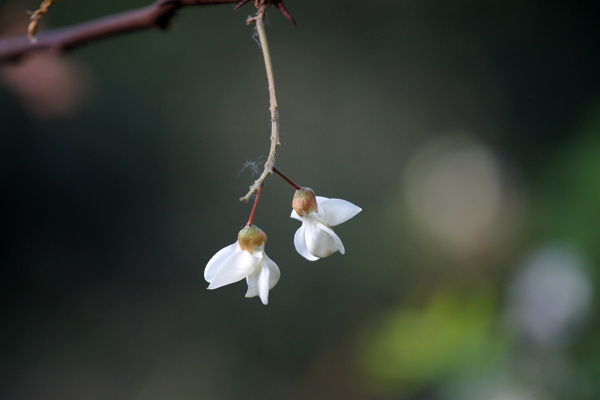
[204, 188, 361, 305]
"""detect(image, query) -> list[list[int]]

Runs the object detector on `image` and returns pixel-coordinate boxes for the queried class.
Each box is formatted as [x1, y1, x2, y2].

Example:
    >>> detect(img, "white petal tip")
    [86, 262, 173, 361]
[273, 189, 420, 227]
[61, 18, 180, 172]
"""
[244, 293, 268, 304]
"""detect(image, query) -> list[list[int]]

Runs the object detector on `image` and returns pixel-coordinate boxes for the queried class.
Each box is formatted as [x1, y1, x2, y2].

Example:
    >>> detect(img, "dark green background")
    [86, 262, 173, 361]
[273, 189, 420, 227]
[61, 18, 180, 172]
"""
[1, 1, 600, 399]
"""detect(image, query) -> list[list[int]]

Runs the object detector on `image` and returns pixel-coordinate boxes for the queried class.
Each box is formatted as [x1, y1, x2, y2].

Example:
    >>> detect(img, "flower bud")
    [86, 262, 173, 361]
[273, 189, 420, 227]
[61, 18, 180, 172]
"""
[238, 225, 267, 254]
[293, 187, 318, 216]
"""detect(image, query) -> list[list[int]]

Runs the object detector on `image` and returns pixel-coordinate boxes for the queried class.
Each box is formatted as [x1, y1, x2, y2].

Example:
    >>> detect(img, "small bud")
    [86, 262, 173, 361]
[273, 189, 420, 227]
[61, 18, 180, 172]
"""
[238, 225, 267, 254]
[293, 187, 318, 217]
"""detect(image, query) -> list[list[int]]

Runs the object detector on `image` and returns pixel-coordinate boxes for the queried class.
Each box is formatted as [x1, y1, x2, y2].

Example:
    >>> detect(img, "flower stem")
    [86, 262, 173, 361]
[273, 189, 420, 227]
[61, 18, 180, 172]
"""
[240, 3, 281, 202]
[273, 166, 301, 190]
[247, 184, 264, 226]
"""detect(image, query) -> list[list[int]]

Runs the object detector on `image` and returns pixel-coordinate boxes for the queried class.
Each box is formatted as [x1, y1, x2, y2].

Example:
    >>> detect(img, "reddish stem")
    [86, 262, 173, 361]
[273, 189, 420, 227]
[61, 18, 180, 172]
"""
[273, 166, 301, 190]
[247, 184, 264, 226]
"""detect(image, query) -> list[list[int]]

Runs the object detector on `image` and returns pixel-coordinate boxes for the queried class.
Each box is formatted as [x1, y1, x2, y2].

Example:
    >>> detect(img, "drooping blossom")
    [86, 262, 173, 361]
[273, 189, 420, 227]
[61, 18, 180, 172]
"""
[291, 188, 361, 260]
[205, 225, 280, 305]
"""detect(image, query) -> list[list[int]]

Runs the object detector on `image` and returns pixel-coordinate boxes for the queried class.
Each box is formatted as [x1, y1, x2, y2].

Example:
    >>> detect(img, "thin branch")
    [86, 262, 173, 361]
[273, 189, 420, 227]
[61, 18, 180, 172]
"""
[239, 4, 280, 202]
[28, 0, 59, 41]
[246, 183, 264, 226]
[273, 166, 301, 190]
[0, 0, 239, 63]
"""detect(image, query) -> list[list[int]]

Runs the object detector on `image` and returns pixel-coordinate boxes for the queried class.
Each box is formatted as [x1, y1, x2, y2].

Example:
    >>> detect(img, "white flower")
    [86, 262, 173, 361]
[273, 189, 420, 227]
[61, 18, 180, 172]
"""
[291, 188, 362, 261]
[204, 225, 280, 305]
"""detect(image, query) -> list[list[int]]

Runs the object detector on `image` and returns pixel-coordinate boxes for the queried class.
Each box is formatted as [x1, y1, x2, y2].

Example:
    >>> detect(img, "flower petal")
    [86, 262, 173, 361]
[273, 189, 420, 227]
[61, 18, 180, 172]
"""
[207, 249, 260, 290]
[316, 197, 362, 226]
[303, 219, 344, 258]
[290, 209, 302, 221]
[265, 255, 281, 289]
[263, 254, 281, 290]
[314, 221, 345, 254]
[245, 255, 280, 305]
[294, 224, 320, 261]
[245, 263, 262, 299]
[204, 242, 240, 282]
[257, 266, 271, 305]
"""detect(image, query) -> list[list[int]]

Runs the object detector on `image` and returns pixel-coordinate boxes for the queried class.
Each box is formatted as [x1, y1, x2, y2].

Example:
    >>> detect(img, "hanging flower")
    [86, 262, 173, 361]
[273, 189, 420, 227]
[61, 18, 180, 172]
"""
[204, 225, 280, 305]
[291, 188, 362, 260]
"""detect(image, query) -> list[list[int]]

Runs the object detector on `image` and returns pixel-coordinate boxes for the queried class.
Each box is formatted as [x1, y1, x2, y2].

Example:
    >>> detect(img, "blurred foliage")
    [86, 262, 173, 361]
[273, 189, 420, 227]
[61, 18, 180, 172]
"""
[535, 104, 600, 264]
[357, 289, 505, 394]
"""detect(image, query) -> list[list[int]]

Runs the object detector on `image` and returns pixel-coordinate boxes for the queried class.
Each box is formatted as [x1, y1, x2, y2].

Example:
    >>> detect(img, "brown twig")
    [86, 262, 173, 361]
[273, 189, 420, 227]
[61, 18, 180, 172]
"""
[239, 3, 280, 202]
[28, 0, 59, 42]
[0, 0, 239, 63]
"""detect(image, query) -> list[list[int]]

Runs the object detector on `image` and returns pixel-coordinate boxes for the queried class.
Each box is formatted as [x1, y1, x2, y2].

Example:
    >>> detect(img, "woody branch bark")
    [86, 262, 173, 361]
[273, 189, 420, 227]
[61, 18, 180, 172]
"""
[0, 0, 239, 63]
[239, 3, 280, 202]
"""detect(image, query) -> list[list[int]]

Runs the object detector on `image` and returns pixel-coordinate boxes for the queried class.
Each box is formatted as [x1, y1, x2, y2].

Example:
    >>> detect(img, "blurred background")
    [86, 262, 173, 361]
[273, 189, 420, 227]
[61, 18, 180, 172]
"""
[1, 1, 600, 399]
